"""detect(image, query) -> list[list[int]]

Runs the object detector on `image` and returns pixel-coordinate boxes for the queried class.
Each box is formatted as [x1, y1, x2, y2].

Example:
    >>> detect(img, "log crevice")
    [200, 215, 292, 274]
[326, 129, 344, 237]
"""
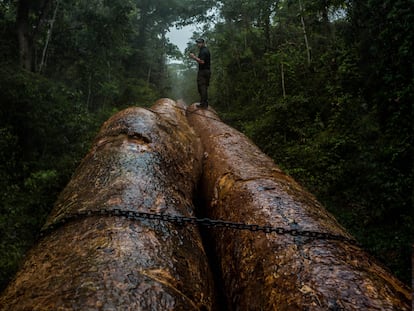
[187, 103, 410, 311]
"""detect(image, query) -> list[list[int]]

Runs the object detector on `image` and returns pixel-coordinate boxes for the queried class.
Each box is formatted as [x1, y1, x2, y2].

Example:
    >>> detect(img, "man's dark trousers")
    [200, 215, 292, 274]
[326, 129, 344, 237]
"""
[197, 69, 211, 106]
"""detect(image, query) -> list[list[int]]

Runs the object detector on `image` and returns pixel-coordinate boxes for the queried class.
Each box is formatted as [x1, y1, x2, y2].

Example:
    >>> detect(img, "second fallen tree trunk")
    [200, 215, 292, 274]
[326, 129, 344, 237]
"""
[187, 105, 410, 310]
[0, 99, 215, 310]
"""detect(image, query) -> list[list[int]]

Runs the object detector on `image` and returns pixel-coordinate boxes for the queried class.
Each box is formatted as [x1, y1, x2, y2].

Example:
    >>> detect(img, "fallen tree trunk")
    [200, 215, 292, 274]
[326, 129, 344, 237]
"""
[0, 99, 215, 310]
[187, 105, 411, 310]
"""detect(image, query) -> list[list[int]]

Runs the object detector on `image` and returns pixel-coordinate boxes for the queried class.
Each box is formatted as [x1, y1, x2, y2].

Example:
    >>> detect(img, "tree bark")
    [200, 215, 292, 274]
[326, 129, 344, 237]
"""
[299, 0, 311, 66]
[0, 99, 215, 310]
[187, 105, 410, 310]
[16, 0, 53, 71]
[39, 0, 60, 73]
[16, 0, 32, 70]
[281, 61, 286, 98]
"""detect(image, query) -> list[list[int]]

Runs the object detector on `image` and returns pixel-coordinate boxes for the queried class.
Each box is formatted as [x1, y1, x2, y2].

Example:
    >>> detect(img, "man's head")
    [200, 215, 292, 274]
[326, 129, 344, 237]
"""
[196, 38, 205, 47]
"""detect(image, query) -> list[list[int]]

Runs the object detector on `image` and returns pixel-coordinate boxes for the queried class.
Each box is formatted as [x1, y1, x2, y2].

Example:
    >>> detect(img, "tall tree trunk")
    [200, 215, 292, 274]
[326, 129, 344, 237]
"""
[299, 0, 311, 66]
[281, 61, 286, 98]
[86, 74, 92, 110]
[321, 0, 332, 37]
[187, 105, 411, 310]
[39, 0, 60, 73]
[321, 0, 329, 24]
[0, 99, 216, 310]
[262, 4, 271, 51]
[16, 0, 53, 71]
[16, 0, 32, 70]
[147, 64, 152, 83]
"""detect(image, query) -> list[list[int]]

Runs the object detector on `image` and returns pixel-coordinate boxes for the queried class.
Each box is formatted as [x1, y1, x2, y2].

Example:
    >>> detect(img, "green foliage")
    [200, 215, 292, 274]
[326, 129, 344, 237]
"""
[0, 2, 16, 64]
[0, 66, 99, 290]
[117, 78, 159, 108]
[207, 0, 413, 285]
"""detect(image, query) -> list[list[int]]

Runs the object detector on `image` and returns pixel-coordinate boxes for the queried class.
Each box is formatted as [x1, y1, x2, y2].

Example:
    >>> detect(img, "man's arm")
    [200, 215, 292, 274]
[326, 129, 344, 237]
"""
[189, 53, 205, 64]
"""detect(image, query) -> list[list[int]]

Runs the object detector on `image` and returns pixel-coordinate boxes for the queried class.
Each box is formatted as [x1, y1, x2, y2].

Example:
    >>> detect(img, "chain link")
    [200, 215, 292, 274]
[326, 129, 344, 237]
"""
[39, 208, 357, 244]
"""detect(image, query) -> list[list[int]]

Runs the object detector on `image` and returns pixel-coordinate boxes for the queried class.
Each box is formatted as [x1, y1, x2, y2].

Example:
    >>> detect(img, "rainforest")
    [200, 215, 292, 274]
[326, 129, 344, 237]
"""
[0, 0, 412, 293]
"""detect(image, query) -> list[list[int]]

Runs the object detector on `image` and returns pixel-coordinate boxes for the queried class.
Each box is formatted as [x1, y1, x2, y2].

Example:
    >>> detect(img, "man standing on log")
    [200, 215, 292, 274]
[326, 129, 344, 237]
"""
[190, 38, 211, 109]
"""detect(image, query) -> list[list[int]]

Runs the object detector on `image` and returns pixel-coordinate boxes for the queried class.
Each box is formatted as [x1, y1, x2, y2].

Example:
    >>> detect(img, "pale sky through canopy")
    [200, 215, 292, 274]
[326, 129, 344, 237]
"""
[167, 24, 196, 53]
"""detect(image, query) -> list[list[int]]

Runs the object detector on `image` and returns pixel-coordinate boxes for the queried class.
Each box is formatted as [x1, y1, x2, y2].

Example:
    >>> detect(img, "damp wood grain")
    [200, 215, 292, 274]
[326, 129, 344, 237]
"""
[187, 105, 411, 311]
[0, 99, 215, 311]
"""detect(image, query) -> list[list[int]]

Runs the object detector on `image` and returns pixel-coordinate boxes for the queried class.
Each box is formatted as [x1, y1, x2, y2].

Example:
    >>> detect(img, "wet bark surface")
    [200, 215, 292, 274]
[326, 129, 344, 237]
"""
[187, 104, 411, 311]
[0, 99, 215, 310]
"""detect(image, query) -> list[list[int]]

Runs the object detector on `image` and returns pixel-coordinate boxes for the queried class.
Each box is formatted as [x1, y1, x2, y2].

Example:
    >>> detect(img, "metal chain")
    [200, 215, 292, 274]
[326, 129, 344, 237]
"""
[37, 105, 356, 246]
[39, 208, 357, 245]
